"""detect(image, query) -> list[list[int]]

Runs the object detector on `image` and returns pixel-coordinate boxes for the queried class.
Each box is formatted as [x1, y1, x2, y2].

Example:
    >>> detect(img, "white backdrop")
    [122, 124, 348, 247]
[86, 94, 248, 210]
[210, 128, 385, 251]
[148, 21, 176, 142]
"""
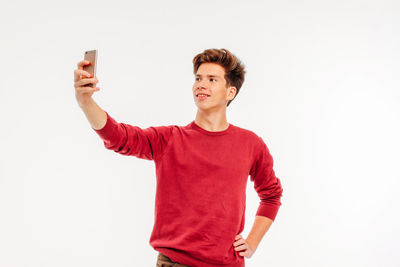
[1, 0, 399, 266]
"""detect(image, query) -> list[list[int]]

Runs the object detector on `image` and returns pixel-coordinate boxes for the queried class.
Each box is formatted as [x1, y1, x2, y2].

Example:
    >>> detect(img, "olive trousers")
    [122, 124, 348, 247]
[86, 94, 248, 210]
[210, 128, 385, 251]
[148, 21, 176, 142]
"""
[156, 252, 191, 267]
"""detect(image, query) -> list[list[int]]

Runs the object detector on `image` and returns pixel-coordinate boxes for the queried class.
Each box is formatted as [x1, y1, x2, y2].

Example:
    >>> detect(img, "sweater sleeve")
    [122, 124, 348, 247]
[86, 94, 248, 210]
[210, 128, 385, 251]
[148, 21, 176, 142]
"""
[92, 111, 174, 161]
[249, 136, 283, 221]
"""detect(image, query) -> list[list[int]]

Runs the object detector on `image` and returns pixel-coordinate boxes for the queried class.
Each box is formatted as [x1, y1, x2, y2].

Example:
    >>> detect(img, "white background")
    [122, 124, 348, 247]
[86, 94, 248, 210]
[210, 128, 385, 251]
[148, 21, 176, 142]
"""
[1, 0, 399, 266]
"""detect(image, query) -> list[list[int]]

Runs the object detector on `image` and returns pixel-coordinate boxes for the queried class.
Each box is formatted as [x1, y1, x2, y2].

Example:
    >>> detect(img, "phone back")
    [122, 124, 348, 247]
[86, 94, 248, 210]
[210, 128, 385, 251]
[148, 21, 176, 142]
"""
[83, 50, 97, 87]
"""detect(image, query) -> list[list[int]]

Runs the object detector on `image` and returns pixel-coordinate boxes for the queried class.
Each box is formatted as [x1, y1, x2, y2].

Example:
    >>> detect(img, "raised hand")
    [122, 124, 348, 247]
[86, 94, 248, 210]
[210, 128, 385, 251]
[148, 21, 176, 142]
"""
[74, 60, 100, 107]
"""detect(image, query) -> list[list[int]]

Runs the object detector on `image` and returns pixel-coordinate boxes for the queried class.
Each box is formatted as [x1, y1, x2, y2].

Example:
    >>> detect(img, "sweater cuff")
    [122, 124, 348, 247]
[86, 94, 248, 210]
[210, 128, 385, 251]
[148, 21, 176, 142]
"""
[92, 111, 117, 140]
[256, 202, 281, 221]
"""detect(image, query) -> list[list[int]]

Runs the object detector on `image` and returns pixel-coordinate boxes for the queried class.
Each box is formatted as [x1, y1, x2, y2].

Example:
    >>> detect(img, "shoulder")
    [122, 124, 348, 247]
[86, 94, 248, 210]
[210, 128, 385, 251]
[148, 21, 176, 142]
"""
[230, 124, 263, 144]
[230, 124, 273, 160]
[137, 124, 182, 140]
[149, 123, 192, 136]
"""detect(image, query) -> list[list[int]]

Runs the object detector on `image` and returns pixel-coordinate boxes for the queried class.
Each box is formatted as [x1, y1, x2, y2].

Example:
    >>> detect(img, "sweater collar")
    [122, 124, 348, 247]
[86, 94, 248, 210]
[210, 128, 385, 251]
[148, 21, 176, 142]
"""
[190, 120, 233, 136]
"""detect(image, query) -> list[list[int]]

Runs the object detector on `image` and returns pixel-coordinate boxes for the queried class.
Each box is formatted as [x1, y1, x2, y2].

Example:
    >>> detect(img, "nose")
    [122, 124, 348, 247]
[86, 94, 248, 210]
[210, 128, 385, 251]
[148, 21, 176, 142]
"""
[197, 79, 208, 89]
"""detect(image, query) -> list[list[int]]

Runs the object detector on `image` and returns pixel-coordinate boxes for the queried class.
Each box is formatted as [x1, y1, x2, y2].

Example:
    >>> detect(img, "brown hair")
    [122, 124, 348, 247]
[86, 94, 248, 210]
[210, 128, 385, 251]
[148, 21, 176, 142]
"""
[193, 48, 246, 107]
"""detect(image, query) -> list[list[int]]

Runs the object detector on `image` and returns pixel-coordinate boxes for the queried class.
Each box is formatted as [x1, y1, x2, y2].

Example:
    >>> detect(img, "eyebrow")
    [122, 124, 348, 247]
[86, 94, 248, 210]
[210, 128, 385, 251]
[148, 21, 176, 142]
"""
[195, 74, 221, 78]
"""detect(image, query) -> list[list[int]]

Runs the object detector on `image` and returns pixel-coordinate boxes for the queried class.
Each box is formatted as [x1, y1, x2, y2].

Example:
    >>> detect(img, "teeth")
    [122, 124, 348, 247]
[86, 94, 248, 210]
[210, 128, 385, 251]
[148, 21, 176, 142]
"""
[198, 94, 208, 97]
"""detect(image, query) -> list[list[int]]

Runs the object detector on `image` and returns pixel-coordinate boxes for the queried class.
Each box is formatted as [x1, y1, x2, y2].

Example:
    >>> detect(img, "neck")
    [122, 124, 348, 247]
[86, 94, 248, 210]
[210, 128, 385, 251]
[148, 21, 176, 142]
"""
[194, 108, 229, 132]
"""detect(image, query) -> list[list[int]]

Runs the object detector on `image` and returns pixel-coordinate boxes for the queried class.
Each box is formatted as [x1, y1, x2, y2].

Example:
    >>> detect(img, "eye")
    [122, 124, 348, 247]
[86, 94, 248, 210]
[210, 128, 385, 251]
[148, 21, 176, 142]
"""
[210, 78, 216, 82]
[195, 77, 200, 81]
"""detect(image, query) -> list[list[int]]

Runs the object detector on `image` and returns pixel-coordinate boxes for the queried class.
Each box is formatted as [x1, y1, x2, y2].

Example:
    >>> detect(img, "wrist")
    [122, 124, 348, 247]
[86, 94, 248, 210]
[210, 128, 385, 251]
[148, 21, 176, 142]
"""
[78, 97, 94, 109]
[245, 237, 258, 251]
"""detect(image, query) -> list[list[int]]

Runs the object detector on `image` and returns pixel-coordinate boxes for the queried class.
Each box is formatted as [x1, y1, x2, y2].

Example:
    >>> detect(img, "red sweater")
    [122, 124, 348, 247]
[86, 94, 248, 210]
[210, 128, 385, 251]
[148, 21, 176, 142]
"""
[93, 111, 283, 267]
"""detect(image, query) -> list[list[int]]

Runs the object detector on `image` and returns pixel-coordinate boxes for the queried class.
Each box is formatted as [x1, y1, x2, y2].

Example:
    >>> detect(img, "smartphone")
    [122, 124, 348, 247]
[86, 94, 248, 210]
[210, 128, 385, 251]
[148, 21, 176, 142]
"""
[83, 49, 97, 88]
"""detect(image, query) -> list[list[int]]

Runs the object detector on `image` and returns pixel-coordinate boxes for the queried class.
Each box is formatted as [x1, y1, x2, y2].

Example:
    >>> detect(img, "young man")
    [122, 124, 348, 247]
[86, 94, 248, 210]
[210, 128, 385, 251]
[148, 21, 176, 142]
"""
[73, 48, 283, 267]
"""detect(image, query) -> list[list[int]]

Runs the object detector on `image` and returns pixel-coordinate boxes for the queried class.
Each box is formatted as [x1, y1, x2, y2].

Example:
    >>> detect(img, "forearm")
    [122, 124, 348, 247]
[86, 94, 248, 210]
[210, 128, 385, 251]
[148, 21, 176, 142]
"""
[245, 215, 273, 250]
[79, 97, 107, 130]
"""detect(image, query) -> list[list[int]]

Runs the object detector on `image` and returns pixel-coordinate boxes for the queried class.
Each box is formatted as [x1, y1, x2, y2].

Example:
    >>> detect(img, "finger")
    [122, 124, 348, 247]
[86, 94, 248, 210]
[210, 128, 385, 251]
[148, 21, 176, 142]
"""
[76, 77, 98, 87]
[75, 83, 98, 92]
[77, 60, 91, 70]
[235, 235, 242, 240]
[234, 244, 247, 251]
[76, 86, 100, 94]
[74, 69, 93, 82]
[75, 69, 93, 78]
[233, 239, 245, 247]
[74, 60, 92, 82]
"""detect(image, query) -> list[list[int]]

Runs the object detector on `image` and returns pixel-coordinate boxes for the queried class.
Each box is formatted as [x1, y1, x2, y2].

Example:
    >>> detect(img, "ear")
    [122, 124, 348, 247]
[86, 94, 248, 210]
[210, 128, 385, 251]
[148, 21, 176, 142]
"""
[227, 86, 237, 100]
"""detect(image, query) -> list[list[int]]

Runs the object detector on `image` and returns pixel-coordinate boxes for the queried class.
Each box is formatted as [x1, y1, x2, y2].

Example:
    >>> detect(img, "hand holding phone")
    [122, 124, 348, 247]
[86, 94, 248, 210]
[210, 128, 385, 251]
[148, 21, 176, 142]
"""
[74, 49, 100, 107]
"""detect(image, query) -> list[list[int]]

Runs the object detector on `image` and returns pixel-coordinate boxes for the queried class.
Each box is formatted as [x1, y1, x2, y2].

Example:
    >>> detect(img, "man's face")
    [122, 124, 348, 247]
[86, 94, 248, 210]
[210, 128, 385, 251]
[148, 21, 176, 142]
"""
[192, 63, 236, 110]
